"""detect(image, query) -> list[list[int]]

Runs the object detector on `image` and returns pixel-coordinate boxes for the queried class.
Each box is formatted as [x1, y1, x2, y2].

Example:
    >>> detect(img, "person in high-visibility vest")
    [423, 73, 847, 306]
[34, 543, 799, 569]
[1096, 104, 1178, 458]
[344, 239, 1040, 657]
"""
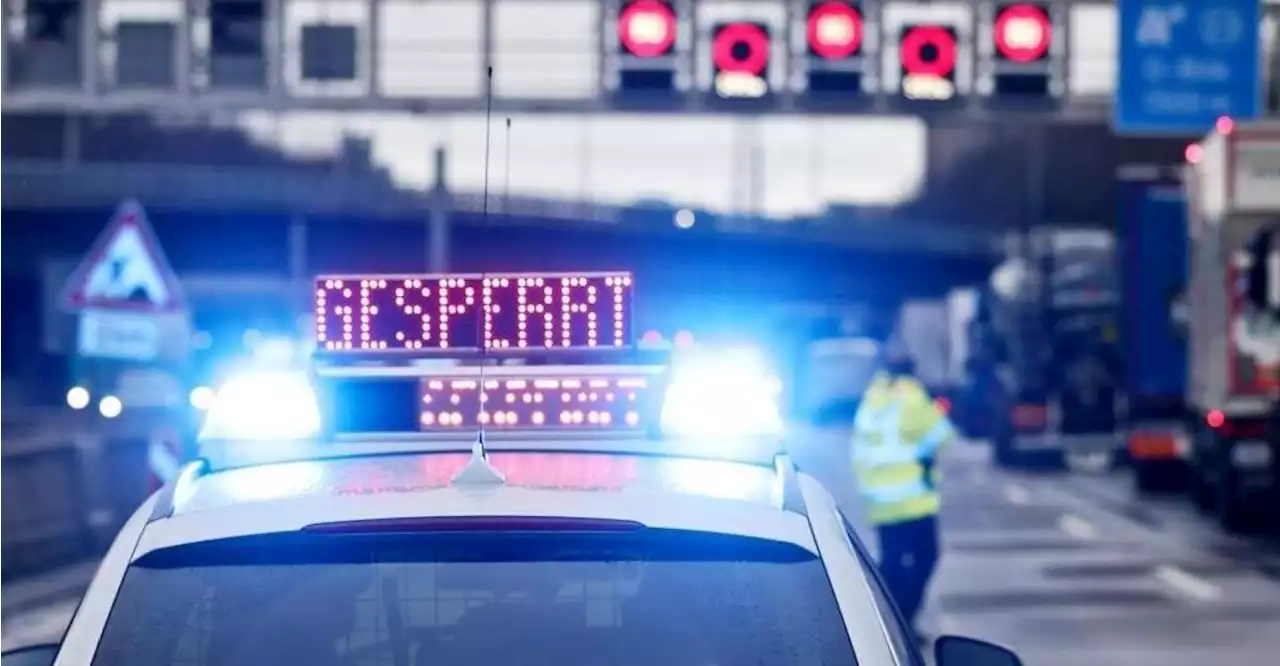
[851, 347, 955, 642]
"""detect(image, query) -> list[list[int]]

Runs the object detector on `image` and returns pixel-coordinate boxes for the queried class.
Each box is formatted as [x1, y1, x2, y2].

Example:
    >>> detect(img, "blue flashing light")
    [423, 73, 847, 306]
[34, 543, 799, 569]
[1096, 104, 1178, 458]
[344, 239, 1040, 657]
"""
[200, 370, 320, 442]
[660, 346, 784, 438]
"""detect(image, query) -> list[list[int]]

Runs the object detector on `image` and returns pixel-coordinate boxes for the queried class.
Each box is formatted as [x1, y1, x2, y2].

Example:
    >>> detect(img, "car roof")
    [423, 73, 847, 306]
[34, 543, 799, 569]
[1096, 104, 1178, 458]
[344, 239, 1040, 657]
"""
[132, 451, 818, 561]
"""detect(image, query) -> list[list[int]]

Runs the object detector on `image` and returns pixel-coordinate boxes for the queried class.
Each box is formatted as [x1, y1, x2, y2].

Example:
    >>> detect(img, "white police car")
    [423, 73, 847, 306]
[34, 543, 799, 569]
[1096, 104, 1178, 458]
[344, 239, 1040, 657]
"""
[4, 272, 1023, 666]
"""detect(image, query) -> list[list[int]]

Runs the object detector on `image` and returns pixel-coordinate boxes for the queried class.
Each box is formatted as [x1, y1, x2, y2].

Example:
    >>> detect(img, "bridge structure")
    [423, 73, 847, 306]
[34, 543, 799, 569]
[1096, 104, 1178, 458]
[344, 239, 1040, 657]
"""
[6, 0, 1274, 304]
[2, 0, 1278, 120]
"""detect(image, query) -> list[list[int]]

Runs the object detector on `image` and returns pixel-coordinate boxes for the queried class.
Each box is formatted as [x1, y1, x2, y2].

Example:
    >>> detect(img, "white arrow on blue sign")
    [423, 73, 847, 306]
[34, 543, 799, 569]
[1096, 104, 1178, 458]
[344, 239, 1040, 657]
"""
[1115, 0, 1263, 135]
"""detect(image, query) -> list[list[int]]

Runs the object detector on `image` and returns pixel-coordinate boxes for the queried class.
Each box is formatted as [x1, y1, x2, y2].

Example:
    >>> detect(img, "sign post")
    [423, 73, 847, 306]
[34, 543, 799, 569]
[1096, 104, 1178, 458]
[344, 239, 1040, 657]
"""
[61, 200, 193, 489]
[1115, 0, 1262, 135]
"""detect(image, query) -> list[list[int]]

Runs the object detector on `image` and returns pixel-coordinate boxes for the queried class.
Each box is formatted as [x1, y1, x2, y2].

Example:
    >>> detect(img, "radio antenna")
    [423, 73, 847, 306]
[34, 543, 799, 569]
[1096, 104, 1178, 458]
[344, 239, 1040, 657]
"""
[473, 67, 495, 453]
[441, 66, 511, 487]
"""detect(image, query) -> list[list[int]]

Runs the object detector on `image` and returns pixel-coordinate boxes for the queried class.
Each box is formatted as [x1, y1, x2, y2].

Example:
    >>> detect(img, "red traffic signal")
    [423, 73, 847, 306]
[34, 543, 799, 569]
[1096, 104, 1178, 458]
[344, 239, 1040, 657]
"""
[618, 0, 677, 58]
[994, 3, 1052, 63]
[807, 2, 864, 60]
[713, 22, 771, 76]
[901, 25, 957, 78]
[899, 24, 958, 100]
[712, 22, 771, 99]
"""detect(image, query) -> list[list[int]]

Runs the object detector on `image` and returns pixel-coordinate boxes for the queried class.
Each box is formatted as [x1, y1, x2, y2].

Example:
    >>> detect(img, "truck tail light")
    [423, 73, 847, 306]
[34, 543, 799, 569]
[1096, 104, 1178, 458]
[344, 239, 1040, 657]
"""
[1011, 403, 1048, 431]
[1208, 410, 1267, 439]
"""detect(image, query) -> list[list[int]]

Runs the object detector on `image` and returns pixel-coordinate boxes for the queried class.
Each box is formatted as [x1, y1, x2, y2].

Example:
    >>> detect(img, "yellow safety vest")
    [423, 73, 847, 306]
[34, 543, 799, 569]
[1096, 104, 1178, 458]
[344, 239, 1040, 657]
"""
[851, 373, 954, 526]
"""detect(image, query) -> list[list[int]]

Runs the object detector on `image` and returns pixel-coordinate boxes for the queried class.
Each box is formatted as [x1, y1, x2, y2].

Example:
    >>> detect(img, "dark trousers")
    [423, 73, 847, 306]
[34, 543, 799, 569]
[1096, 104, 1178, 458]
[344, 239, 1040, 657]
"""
[876, 515, 940, 630]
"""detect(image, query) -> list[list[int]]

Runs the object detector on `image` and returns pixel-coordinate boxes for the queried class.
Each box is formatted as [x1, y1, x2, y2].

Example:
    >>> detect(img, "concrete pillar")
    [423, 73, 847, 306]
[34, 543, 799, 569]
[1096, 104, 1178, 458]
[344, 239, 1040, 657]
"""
[429, 147, 450, 272]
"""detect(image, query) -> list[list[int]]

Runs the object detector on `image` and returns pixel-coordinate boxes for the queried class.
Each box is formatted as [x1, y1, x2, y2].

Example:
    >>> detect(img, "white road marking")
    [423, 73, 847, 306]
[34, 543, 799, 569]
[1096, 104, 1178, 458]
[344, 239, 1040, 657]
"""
[1004, 483, 1032, 505]
[1154, 565, 1223, 602]
[1057, 514, 1098, 540]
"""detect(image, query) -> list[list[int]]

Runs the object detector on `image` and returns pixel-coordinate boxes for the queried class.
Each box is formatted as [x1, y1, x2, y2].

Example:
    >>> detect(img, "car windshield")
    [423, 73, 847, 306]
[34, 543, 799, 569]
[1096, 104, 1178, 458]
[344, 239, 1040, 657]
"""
[90, 528, 857, 666]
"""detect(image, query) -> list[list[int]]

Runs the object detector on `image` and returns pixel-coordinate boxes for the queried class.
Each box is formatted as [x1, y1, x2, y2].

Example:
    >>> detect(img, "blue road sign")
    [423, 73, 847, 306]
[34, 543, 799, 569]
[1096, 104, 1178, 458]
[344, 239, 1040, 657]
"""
[1116, 0, 1262, 135]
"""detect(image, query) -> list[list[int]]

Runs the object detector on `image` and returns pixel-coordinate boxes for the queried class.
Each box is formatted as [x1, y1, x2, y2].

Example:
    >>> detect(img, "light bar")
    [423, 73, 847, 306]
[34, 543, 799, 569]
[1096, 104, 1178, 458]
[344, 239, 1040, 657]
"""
[316, 364, 666, 438]
[314, 272, 634, 353]
[197, 361, 786, 472]
[419, 374, 660, 432]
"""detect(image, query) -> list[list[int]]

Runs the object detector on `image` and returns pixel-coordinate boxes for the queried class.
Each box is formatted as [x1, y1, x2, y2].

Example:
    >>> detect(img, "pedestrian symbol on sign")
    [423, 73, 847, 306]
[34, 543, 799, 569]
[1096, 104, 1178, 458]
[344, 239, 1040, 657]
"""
[60, 200, 185, 313]
[1135, 4, 1186, 47]
[86, 226, 171, 304]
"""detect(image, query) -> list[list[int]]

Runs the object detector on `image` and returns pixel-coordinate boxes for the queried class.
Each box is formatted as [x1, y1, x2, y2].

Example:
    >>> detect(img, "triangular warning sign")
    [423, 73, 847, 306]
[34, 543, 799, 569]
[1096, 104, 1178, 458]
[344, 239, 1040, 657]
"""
[60, 200, 186, 313]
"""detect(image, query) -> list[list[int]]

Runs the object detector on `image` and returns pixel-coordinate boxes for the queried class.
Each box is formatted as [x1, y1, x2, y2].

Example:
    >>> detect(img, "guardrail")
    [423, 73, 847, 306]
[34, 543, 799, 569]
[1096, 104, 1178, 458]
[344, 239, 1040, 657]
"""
[0, 411, 170, 581]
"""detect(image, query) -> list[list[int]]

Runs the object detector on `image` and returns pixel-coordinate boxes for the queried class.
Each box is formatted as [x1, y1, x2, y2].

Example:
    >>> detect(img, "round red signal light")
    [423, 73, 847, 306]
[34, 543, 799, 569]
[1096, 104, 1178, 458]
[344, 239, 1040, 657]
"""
[900, 26, 957, 78]
[1207, 409, 1225, 428]
[713, 22, 770, 75]
[618, 0, 677, 59]
[994, 4, 1052, 63]
[807, 2, 864, 60]
[1185, 143, 1203, 164]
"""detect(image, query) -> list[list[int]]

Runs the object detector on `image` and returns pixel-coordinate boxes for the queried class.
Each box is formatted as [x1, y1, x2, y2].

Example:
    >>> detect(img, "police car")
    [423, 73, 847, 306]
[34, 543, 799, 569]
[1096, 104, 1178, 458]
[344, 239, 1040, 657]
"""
[4, 272, 1024, 666]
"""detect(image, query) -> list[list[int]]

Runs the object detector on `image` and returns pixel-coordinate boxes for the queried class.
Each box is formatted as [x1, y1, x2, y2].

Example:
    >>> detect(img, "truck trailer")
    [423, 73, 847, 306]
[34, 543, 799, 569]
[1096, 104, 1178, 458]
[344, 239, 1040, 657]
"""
[1118, 165, 1191, 492]
[1184, 121, 1280, 532]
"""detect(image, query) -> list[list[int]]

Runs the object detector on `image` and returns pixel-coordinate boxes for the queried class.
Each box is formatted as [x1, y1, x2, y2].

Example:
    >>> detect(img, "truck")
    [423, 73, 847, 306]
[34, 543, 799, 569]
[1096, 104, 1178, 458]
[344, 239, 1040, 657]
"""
[1117, 165, 1191, 492]
[975, 229, 1121, 469]
[1184, 121, 1280, 532]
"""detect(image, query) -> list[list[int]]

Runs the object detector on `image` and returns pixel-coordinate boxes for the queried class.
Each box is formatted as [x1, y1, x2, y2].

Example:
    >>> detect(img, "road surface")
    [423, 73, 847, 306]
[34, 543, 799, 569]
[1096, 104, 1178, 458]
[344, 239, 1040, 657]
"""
[792, 428, 1280, 666]
[5, 429, 1280, 664]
